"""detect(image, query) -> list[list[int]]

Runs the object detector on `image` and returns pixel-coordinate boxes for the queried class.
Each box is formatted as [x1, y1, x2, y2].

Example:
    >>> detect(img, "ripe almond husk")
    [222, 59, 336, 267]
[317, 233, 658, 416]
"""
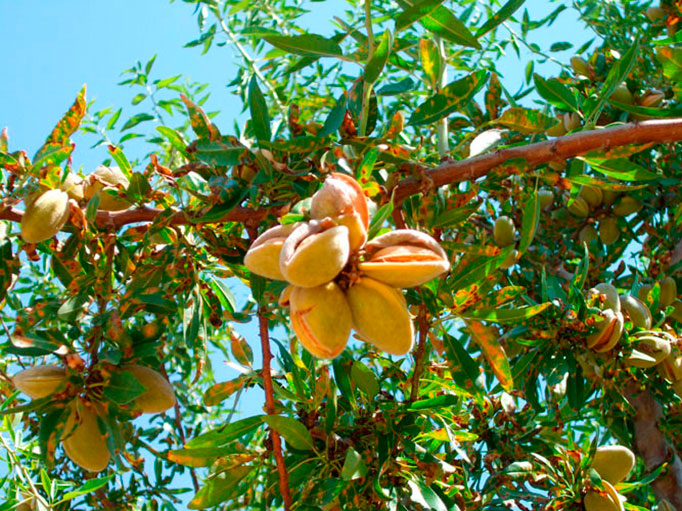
[346, 277, 414, 356]
[591, 283, 621, 313]
[620, 295, 653, 329]
[586, 309, 624, 352]
[20, 189, 71, 244]
[244, 223, 300, 281]
[84, 165, 131, 211]
[333, 212, 367, 252]
[591, 445, 635, 484]
[61, 400, 110, 472]
[359, 230, 449, 288]
[583, 481, 624, 511]
[659, 351, 682, 381]
[660, 277, 677, 308]
[280, 222, 350, 288]
[625, 334, 671, 368]
[125, 365, 176, 414]
[13, 365, 66, 399]
[289, 283, 352, 359]
[310, 173, 369, 230]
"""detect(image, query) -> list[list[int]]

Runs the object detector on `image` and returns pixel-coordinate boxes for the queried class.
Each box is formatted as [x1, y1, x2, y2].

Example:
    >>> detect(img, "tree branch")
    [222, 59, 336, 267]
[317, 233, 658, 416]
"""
[409, 306, 429, 402]
[626, 381, 682, 507]
[257, 308, 293, 510]
[393, 118, 682, 204]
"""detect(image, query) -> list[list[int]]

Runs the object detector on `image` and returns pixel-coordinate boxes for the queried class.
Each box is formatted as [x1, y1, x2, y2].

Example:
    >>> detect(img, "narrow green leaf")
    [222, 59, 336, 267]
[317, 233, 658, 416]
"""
[495, 107, 557, 134]
[103, 370, 146, 405]
[518, 190, 540, 254]
[108, 145, 133, 179]
[376, 77, 416, 96]
[60, 476, 113, 502]
[443, 333, 484, 402]
[263, 33, 344, 58]
[395, 0, 446, 32]
[121, 113, 155, 131]
[582, 158, 659, 182]
[368, 200, 394, 239]
[397, 0, 481, 49]
[262, 416, 314, 451]
[204, 375, 251, 406]
[460, 302, 552, 323]
[341, 447, 369, 481]
[248, 76, 271, 142]
[533, 74, 578, 111]
[409, 70, 488, 126]
[465, 319, 513, 391]
[419, 38, 442, 89]
[449, 247, 513, 292]
[188, 465, 253, 509]
[187, 416, 264, 449]
[157, 126, 188, 154]
[43, 85, 87, 146]
[476, 0, 525, 37]
[351, 361, 379, 399]
[317, 93, 346, 138]
[364, 29, 393, 84]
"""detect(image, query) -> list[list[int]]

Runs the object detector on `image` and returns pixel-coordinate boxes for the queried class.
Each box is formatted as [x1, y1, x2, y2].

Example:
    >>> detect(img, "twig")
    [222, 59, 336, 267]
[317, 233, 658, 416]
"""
[257, 308, 293, 510]
[393, 118, 682, 204]
[359, 0, 375, 137]
[409, 305, 429, 402]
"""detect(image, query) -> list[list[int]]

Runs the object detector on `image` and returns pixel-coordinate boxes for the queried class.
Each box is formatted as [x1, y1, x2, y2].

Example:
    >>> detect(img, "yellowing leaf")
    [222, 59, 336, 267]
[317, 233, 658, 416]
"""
[465, 319, 513, 391]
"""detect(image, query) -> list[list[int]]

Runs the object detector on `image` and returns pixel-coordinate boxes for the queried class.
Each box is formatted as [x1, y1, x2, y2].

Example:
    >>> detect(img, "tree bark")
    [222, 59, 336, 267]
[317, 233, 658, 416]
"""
[626, 382, 682, 508]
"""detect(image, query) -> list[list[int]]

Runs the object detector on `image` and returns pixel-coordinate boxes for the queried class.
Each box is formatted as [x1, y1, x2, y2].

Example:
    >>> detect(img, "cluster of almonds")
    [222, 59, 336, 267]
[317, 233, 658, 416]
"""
[244, 173, 450, 359]
[584, 445, 635, 511]
[12, 364, 175, 472]
[20, 165, 131, 244]
[580, 283, 682, 377]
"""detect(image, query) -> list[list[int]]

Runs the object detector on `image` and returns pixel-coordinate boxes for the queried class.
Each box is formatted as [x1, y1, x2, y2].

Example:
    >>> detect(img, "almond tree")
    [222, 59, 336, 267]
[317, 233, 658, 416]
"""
[2, 1, 682, 510]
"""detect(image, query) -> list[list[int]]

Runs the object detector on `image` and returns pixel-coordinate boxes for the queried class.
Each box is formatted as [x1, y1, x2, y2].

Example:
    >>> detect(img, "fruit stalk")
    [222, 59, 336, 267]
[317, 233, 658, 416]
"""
[258, 307, 293, 510]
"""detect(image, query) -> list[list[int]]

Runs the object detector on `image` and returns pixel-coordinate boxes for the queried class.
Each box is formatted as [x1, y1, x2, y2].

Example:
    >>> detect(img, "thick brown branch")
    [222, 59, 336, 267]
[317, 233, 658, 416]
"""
[393, 118, 682, 204]
[626, 382, 682, 507]
[258, 308, 293, 510]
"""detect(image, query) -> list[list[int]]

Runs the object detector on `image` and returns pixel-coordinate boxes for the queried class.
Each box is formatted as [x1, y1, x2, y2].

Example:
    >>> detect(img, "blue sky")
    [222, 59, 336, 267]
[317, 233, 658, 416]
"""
[0, 0, 593, 505]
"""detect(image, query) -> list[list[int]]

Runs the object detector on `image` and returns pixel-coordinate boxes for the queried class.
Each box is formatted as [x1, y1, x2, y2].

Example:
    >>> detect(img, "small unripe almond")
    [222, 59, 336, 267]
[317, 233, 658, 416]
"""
[493, 216, 516, 248]
[125, 365, 176, 414]
[591, 445, 635, 484]
[610, 83, 633, 105]
[599, 217, 620, 245]
[568, 196, 590, 218]
[579, 186, 603, 209]
[660, 276, 677, 307]
[570, 56, 592, 77]
[647, 6, 667, 22]
[21, 189, 71, 243]
[637, 284, 653, 302]
[613, 196, 642, 217]
[61, 400, 110, 472]
[499, 249, 519, 270]
[346, 277, 414, 356]
[602, 189, 620, 206]
[538, 189, 554, 210]
[13, 365, 66, 399]
[578, 225, 599, 244]
[563, 112, 581, 132]
[545, 117, 567, 137]
[670, 300, 682, 322]
[583, 481, 623, 511]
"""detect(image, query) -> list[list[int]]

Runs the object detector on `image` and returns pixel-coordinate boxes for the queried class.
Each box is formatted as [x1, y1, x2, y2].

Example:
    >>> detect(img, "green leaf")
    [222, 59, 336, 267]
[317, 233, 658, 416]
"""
[364, 29, 393, 84]
[376, 77, 415, 96]
[587, 38, 639, 122]
[476, 0, 525, 37]
[408, 394, 458, 410]
[127, 173, 150, 201]
[533, 74, 579, 111]
[657, 46, 682, 83]
[443, 333, 484, 402]
[262, 416, 314, 451]
[582, 158, 659, 182]
[43, 85, 87, 146]
[397, 0, 481, 49]
[188, 465, 253, 509]
[103, 370, 146, 405]
[460, 303, 552, 324]
[108, 145, 133, 179]
[408, 480, 448, 511]
[207, 275, 237, 314]
[368, 200, 394, 240]
[204, 375, 251, 406]
[263, 33, 344, 58]
[167, 446, 235, 468]
[465, 319, 513, 391]
[409, 70, 488, 126]
[432, 204, 478, 228]
[518, 190, 540, 254]
[351, 361, 379, 399]
[248, 76, 271, 142]
[341, 447, 369, 481]
[317, 93, 346, 138]
[121, 113, 155, 131]
[187, 416, 264, 448]
[181, 94, 220, 141]
[395, 0, 446, 32]
[193, 139, 249, 166]
[32, 142, 74, 171]
[59, 476, 113, 502]
[495, 107, 557, 134]
[449, 247, 513, 292]
[157, 126, 188, 154]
